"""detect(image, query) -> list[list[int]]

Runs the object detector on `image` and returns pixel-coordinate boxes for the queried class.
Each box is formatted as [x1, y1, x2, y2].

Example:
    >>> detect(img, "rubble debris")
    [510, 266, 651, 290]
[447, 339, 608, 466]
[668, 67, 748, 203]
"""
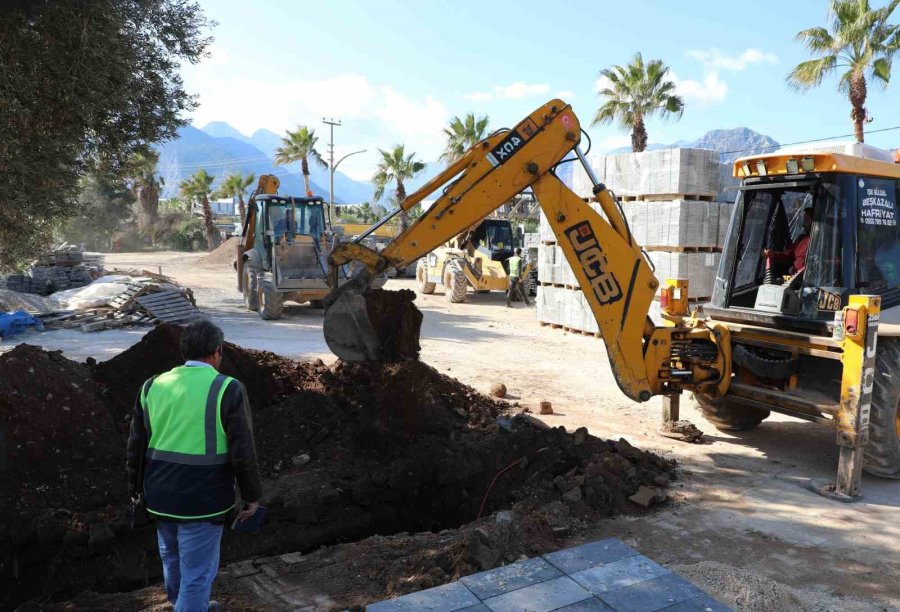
[490, 382, 508, 398]
[35, 271, 200, 333]
[628, 485, 668, 508]
[1, 329, 677, 610]
[540, 400, 553, 415]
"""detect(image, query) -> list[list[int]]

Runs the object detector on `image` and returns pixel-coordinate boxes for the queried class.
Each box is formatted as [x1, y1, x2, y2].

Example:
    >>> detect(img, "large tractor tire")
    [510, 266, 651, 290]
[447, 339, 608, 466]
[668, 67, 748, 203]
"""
[695, 393, 769, 431]
[257, 275, 284, 320]
[242, 263, 259, 311]
[416, 260, 436, 294]
[443, 262, 468, 303]
[863, 338, 900, 478]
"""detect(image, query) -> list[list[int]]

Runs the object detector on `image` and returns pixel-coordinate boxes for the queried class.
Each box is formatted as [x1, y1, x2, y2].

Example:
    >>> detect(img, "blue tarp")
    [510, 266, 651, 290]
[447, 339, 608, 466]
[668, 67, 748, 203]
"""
[0, 311, 44, 339]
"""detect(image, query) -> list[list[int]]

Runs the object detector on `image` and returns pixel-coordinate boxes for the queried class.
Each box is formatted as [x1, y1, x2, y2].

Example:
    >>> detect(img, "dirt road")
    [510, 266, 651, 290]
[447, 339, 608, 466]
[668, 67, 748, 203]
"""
[9, 250, 900, 610]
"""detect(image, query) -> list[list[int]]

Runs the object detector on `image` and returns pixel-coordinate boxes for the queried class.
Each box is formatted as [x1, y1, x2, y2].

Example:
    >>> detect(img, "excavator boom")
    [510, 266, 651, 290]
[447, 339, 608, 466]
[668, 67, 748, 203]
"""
[324, 99, 731, 402]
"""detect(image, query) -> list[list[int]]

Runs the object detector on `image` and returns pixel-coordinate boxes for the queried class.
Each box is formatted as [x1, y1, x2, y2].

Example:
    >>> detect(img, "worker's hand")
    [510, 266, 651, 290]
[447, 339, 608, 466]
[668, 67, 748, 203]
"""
[237, 501, 259, 522]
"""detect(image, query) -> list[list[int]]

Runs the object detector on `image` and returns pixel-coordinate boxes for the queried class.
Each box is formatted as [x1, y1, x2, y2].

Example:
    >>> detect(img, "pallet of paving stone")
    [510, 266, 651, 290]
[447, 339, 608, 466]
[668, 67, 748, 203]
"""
[134, 291, 202, 323]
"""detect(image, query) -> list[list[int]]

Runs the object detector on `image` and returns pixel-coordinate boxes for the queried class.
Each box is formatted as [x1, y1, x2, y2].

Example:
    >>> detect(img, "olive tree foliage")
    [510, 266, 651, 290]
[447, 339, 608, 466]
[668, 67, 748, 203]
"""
[0, 1, 212, 270]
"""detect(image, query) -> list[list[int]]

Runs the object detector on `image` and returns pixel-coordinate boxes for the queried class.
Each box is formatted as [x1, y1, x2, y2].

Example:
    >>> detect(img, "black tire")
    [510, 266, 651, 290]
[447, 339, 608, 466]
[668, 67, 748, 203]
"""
[416, 260, 436, 294]
[257, 275, 284, 320]
[863, 338, 900, 478]
[242, 263, 259, 311]
[444, 262, 468, 303]
[695, 393, 769, 431]
[309, 299, 325, 309]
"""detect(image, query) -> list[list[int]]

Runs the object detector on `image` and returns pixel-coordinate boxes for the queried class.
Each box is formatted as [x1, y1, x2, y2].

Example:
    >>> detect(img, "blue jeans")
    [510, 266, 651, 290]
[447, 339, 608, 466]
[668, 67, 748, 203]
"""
[156, 520, 224, 612]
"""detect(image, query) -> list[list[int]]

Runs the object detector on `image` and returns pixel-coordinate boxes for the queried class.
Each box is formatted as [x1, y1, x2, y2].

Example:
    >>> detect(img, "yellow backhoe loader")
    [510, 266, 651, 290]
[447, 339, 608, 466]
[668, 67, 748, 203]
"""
[323, 99, 898, 501]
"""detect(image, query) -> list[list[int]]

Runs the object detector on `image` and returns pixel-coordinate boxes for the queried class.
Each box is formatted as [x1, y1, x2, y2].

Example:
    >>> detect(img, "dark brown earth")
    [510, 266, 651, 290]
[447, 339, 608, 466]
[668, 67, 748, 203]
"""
[2, 325, 675, 611]
[363, 288, 422, 361]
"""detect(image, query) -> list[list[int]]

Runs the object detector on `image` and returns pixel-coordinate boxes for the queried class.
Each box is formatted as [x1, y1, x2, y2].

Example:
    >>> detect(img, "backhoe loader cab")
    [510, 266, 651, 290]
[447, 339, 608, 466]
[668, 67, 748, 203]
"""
[415, 218, 518, 303]
[236, 192, 355, 320]
[695, 143, 900, 493]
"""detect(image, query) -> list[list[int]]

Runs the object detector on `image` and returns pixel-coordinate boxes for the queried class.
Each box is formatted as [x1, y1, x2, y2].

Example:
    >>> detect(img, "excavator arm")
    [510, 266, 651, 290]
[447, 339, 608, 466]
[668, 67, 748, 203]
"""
[325, 99, 731, 401]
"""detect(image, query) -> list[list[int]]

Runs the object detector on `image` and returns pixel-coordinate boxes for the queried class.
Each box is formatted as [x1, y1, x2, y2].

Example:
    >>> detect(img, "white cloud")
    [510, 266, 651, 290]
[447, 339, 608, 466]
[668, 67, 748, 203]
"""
[554, 90, 575, 99]
[594, 76, 614, 93]
[598, 135, 632, 152]
[463, 81, 550, 103]
[686, 48, 778, 72]
[670, 70, 728, 107]
[463, 91, 493, 103]
[180, 69, 450, 174]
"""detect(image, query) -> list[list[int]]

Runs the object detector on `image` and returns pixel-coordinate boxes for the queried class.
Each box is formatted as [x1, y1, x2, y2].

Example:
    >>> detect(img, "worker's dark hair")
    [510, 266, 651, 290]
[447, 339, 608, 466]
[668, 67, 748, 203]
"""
[515, 247, 522, 255]
[180, 319, 225, 360]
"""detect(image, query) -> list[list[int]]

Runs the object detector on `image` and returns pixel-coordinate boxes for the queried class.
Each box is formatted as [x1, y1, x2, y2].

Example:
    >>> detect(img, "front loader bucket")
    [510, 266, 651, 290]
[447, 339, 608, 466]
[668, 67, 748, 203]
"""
[323, 273, 423, 362]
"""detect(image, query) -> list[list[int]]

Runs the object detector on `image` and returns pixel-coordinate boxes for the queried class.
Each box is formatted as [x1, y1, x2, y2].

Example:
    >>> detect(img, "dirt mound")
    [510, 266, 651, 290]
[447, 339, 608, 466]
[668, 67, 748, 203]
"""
[93, 323, 299, 422]
[197, 236, 239, 267]
[0, 344, 124, 534]
[4, 327, 677, 610]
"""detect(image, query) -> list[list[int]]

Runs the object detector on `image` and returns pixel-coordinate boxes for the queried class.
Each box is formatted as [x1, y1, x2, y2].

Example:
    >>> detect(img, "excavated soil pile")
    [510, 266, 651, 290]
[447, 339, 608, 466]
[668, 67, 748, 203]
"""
[0, 346, 124, 527]
[364, 288, 422, 360]
[93, 323, 299, 423]
[198, 236, 240, 267]
[3, 327, 676, 610]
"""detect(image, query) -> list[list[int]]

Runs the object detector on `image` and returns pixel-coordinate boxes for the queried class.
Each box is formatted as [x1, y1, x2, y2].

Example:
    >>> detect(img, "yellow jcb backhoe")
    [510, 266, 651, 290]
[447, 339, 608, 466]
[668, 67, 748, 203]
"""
[323, 99, 896, 501]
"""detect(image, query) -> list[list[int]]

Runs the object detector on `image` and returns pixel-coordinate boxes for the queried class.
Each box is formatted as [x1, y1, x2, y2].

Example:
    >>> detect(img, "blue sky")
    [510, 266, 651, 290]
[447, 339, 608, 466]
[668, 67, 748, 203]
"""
[181, 0, 900, 180]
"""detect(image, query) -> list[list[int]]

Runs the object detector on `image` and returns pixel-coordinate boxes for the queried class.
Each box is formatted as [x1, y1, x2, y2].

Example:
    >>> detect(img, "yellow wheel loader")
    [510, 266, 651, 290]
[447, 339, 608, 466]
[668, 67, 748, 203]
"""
[415, 219, 518, 303]
[323, 98, 900, 501]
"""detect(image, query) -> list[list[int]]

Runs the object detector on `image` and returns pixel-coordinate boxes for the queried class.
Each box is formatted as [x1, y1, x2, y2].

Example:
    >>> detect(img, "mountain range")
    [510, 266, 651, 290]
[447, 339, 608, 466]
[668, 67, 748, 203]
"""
[157, 123, 779, 203]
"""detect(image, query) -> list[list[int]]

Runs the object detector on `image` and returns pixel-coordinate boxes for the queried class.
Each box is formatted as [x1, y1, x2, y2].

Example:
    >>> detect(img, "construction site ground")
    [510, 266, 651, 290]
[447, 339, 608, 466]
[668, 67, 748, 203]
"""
[6, 250, 900, 611]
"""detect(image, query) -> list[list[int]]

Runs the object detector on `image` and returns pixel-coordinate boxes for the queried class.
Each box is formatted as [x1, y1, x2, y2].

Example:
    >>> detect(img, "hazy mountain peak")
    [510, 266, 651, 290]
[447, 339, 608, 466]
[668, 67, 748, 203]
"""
[200, 121, 248, 141]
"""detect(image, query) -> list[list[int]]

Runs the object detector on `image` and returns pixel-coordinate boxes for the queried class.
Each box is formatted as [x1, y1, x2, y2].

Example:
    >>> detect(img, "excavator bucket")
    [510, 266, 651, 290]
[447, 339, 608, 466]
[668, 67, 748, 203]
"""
[324, 274, 423, 362]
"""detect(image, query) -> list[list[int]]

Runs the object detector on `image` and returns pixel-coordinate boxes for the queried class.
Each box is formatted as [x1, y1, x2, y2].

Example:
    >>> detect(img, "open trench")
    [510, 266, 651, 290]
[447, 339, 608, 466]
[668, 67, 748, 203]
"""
[0, 324, 676, 610]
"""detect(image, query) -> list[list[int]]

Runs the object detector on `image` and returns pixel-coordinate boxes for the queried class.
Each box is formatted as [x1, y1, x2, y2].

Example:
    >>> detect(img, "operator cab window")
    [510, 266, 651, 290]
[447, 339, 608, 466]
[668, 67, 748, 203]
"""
[856, 177, 900, 298]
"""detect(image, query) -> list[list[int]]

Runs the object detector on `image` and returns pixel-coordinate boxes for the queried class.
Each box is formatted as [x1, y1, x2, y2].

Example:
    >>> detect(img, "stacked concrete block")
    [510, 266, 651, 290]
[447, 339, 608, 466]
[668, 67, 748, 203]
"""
[647, 252, 721, 299]
[570, 149, 720, 198]
[717, 202, 736, 247]
[536, 285, 564, 326]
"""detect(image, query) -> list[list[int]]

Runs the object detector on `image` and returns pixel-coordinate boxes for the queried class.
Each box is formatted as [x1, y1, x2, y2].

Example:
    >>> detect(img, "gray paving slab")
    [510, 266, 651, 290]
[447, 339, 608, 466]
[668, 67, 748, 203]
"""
[460, 556, 562, 600]
[659, 593, 731, 612]
[599, 573, 704, 612]
[543, 538, 639, 574]
[555, 597, 616, 611]
[366, 580, 480, 612]
[457, 605, 492, 612]
[570, 555, 671, 596]
[482, 575, 592, 612]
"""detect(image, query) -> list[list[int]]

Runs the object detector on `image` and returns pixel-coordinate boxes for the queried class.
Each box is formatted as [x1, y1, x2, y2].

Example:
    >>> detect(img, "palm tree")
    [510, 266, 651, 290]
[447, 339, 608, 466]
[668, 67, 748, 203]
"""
[274, 126, 326, 196]
[788, 0, 899, 143]
[358, 201, 376, 223]
[179, 169, 218, 249]
[216, 172, 255, 221]
[593, 52, 684, 153]
[372, 145, 425, 232]
[440, 113, 490, 164]
[129, 148, 163, 244]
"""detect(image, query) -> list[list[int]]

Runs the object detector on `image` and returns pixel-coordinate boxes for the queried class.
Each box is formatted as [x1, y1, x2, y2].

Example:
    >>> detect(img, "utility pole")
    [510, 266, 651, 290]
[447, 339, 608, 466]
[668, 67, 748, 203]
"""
[323, 118, 341, 221]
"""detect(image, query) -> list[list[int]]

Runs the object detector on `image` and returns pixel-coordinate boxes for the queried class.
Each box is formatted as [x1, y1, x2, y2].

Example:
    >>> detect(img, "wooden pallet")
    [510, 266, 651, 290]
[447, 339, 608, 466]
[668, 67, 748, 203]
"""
[135, 291, 202, 323]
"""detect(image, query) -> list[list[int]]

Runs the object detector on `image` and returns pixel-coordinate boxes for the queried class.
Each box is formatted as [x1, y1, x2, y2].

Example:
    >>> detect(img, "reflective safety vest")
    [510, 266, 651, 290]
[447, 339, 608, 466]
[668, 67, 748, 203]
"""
[141, 366, 236, 520]
[508, 255, 522, 279]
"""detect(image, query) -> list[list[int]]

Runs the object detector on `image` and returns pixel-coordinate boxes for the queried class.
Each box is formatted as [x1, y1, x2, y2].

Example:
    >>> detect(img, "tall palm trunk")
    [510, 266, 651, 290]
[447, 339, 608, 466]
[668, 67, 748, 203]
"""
[849, 74, 868, 143]
[237, 194, 246, 222]
[301, 157, 312, 196]
[396, 180, 408, 232]
[202, 195, 219, 249]
[631, 113, 648, 153]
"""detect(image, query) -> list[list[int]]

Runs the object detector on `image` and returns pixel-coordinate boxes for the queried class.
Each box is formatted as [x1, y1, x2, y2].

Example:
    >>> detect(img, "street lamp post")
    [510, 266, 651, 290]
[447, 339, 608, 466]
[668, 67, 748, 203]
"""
[322, 118, 341, 221]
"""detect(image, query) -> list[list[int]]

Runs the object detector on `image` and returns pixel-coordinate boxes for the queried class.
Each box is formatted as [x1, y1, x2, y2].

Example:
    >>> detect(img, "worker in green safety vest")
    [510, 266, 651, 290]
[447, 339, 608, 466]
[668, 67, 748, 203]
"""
[506, 248, 531, 307]
[127, 320, 262, 612]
